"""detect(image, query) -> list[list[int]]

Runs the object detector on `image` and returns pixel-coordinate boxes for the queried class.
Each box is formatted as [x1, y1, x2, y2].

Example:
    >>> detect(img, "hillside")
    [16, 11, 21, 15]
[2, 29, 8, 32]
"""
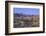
[14, 13, 39, 28]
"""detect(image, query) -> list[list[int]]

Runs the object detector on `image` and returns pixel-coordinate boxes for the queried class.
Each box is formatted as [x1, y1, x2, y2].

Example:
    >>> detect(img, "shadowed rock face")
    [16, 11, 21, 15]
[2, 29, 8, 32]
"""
[14, 13, 39, 28]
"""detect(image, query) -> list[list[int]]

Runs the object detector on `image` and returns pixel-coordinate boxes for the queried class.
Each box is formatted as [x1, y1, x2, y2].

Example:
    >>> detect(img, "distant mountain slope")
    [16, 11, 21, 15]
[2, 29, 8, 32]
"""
[14, 13, 39, 17]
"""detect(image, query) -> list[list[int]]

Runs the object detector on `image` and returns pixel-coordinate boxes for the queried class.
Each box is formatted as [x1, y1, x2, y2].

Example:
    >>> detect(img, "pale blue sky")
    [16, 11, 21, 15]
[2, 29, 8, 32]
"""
[13, 8, 39, 15]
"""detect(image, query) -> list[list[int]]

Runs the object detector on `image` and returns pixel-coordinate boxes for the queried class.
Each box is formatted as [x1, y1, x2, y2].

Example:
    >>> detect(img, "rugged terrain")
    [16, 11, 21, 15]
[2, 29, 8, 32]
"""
[14, 13, 39, 28]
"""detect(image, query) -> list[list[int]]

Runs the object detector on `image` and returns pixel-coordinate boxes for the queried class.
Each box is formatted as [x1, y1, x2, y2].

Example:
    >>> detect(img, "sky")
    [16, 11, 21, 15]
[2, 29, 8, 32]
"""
[13, 8, 39, 15]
